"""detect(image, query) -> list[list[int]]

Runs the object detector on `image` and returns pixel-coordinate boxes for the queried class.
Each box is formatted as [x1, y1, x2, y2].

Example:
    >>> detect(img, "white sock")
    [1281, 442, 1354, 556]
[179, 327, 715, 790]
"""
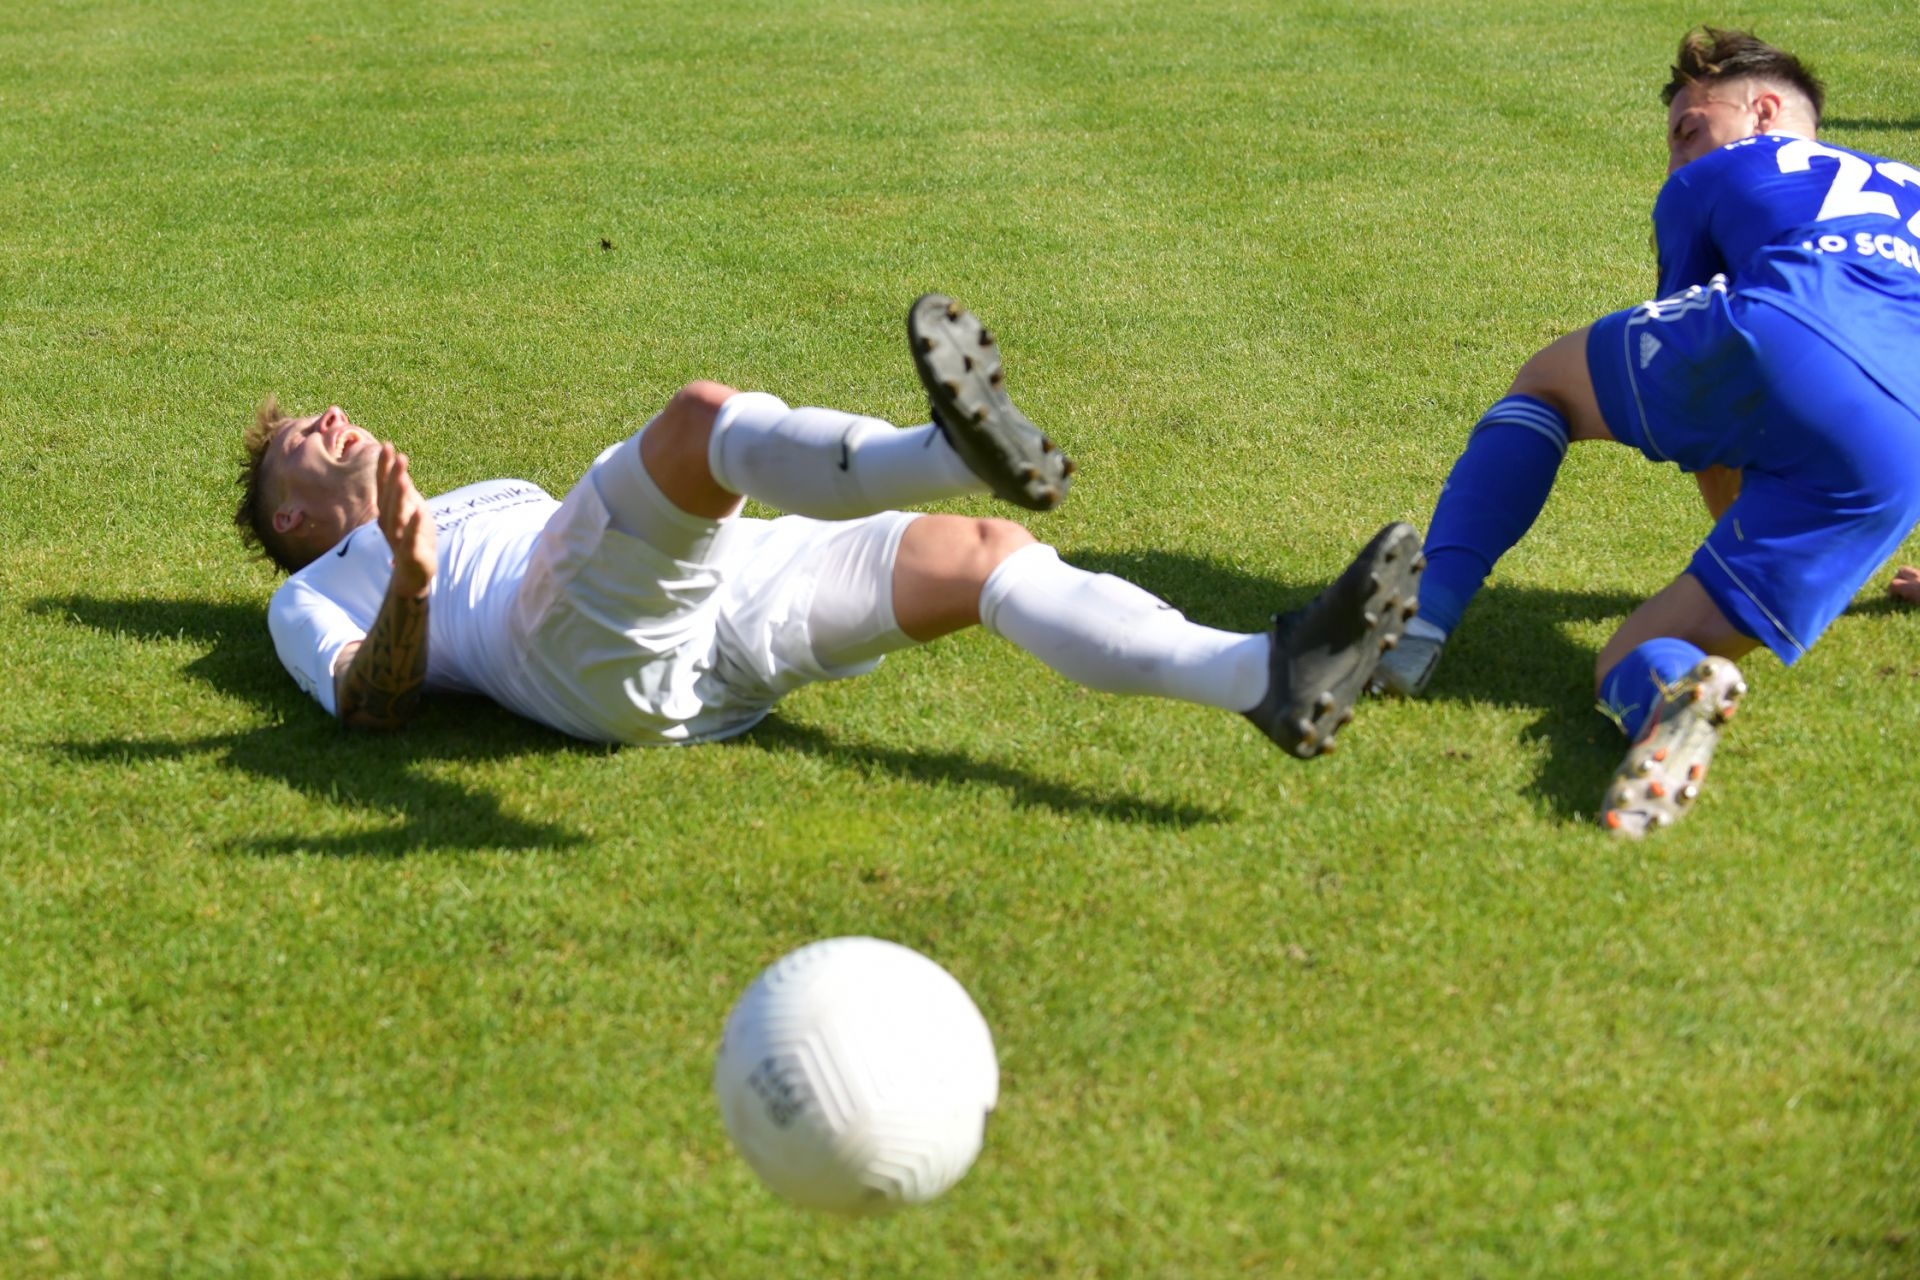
[978, 544, 1270, 712]
[706, 391, 985, 519]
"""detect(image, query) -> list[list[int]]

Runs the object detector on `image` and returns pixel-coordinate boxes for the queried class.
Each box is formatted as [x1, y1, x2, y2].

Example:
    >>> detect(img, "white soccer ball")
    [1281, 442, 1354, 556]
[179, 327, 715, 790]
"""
[713, 936, 999, 1215]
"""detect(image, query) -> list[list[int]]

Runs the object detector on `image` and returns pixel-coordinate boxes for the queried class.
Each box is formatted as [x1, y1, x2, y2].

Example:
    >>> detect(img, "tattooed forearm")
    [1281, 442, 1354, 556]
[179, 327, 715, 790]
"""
[339, 588, 430, 730]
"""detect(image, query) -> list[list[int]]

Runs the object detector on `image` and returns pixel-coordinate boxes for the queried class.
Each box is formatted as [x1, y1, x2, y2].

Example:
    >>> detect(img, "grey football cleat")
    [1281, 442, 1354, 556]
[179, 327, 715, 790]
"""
[1369, 631, 1444, 697]
[1244, 522, 1425, 759]
[908, 293, 1073, 512]
[1601, 655, 1747, 838]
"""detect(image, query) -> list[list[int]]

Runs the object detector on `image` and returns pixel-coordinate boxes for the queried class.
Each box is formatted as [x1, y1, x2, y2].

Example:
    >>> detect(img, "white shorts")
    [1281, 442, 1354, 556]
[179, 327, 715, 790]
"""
[508, 437, 919, 745]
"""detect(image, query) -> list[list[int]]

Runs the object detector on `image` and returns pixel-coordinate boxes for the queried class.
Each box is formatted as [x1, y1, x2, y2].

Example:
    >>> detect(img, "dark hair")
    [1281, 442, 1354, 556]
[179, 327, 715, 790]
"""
[234, 395, 307, 573]
[1662, 27, 1825, 123]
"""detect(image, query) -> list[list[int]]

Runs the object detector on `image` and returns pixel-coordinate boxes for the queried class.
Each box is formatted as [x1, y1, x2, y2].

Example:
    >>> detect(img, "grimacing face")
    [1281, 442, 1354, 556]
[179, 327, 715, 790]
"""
[268, 404, 380, 553]
[1666, 80, 1772, 174]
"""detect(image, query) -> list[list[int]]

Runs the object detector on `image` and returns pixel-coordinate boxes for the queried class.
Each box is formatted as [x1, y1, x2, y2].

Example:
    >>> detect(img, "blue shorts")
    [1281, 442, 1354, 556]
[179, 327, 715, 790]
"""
[1588, 283, 1920, 664]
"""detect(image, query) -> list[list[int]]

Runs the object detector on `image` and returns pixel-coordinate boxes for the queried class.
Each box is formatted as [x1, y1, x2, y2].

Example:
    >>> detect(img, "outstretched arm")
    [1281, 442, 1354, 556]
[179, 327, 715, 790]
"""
[334, 444, 438, 730]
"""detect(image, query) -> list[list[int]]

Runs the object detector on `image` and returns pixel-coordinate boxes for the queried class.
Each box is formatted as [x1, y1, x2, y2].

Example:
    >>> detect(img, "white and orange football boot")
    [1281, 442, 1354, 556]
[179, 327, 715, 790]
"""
[1601, 655, 1748, 837]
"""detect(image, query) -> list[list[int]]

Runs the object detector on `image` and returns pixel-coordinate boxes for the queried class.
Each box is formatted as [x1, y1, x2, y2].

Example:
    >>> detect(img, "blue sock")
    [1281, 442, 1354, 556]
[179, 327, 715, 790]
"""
[1417, 395, 1569, 635]
[1598, 638, 1706, 740]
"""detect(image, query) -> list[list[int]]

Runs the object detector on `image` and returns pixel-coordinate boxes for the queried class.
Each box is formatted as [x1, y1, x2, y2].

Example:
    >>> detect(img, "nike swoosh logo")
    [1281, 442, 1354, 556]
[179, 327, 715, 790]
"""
[335, 533, 355, 557]
[837, 439, 852, 472]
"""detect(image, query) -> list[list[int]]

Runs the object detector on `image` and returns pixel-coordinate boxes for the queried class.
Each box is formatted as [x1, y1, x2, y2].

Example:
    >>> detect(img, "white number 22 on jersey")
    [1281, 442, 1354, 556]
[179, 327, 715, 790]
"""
[1776, 138, 1920, 235]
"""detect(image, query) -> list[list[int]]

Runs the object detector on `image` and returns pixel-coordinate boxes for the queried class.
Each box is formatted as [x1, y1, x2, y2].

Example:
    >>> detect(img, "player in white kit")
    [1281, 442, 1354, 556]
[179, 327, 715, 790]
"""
[236, 296, 1423, 757]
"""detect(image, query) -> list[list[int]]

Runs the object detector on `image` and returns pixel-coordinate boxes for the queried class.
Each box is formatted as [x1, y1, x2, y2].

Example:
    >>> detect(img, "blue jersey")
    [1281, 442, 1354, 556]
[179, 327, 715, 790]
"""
[1652, 132, 1920, 410]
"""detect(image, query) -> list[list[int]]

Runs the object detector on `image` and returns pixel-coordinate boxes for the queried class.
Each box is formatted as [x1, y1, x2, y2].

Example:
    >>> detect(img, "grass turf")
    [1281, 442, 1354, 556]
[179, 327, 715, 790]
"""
[3, 0, 1918, 1275]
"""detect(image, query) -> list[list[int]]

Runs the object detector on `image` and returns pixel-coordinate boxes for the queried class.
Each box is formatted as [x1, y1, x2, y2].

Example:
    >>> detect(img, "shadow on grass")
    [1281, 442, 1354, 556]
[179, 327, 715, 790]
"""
[37, 595, 593, 856]
[1072, 546, 1644, 822]
[1842, 592, 1918, 621]
[750, 718, 1225, 829]
[63, 556, 1890, 834]
[37, 591, 1236, 845]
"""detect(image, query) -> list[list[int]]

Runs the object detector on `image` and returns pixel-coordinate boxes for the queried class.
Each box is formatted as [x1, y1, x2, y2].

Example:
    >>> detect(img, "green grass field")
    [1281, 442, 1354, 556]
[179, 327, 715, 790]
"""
[4, 1, 1918, 1275]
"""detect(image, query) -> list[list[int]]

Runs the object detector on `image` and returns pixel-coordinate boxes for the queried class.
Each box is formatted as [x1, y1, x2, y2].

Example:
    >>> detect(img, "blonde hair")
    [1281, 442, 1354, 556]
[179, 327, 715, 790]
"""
[234, 395, 307, 573]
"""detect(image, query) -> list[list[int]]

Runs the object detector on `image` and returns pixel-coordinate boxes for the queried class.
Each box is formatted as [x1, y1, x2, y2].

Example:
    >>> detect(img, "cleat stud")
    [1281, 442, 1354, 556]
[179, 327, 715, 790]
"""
[919, 336, 937, 352]
[1294, 718, 1315, 739]
[1691, 686, 1706, 702]
[1061, 457, 1076, 476]
[973, 407, 988, 423]
[1648, 781, 1667, 799]
[979, 328, 994, 346]
[1040, 437, 1055, 453]
[1380, 633, 1399, 651]
[943, 378, 962, 395]
[1688, 763, 1704, 781]
[1680, 784, 1699, 802]
[1336, 707, 1355, 727]
[1021, 465, 1040, 481]
[1652, 748, 1668, 762]
[988, 368, 1003, 386]
[1038, 486, 1059, 505]
[963, 354, 975, 372]
[1412, 553, 1427, 572]
[1366, 572, 1383, 593]
[1318, 737, 1337, 755]
[1402, 601, 1418, 620]
[1635, 758, 1654, 775]
[1604, 810, 1623, 830]
[1363, 610, 1380, 628]
[946, 300, 961, 319]
[1314, 691, 1336, 712]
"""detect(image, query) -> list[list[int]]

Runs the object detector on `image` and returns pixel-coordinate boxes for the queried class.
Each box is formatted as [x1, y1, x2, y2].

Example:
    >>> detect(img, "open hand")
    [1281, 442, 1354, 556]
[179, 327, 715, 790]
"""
[376, 441, 437, 598]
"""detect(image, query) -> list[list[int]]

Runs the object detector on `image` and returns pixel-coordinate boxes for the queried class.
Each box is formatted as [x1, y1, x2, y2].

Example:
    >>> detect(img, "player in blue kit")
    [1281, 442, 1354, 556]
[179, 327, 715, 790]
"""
[1371, 27, 1920, 835]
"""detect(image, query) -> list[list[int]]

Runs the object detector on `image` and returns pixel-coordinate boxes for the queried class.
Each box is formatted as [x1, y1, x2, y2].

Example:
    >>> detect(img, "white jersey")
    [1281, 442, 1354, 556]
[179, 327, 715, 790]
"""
[269, 459, 916, 745]
[269, 480, 560, 720]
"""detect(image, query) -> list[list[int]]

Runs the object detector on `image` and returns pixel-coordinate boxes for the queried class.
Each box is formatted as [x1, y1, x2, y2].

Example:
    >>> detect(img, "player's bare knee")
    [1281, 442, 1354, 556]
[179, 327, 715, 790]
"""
[900, 516, 1035, 592]
[659, 380, 735, 440]
[644, 381, 737, 469]
[670, 380, 736, 419]
[1508, 326, 1612, 442]
[1508, 349, 1573, 416]
[968, 518, 1036, 577]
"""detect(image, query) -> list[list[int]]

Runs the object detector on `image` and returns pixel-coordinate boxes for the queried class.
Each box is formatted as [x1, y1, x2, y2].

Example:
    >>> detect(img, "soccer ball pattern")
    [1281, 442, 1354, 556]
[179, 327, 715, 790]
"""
[714, 937, 999, 1215]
